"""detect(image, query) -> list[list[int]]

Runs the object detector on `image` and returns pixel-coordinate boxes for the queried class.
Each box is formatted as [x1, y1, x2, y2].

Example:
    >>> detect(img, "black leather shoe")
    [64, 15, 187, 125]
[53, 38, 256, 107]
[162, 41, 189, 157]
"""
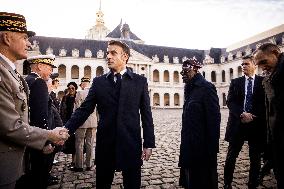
[48, 179, 59, 186]
[49, 175, 59, 181]
[69, 167, 84, 172]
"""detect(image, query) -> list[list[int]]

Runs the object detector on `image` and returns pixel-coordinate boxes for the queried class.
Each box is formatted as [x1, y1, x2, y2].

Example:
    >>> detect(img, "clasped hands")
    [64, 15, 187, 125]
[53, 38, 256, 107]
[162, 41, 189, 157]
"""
[240, 112, 256, 123]
[48, 127, 70, 146]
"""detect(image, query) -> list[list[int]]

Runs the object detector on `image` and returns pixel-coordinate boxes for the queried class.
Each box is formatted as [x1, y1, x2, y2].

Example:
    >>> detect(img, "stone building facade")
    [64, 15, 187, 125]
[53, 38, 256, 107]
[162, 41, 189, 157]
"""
[18, 6, 284, 109]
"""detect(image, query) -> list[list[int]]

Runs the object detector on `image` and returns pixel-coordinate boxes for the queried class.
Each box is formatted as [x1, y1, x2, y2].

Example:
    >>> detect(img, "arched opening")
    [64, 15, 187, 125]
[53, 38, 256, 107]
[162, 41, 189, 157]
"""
[153, 70, 159, 82]
[153, 93, 160, 106]
[164, 93, 170, 106]
[229, 68, 233, 80]
[173, 71, 179, 83]
[223, 93, 227, 106]
[238, 66, 242, 77]
[222, 70, 226, 82]
[96, 66, 104, 77]
[58, 64, 66, 78]
[84, 66, 91, 79]
[71, 65, 79, 79]
[211, 71, 216, 82]
[164, 70, 169, 82]
[174, 93, 180, 106]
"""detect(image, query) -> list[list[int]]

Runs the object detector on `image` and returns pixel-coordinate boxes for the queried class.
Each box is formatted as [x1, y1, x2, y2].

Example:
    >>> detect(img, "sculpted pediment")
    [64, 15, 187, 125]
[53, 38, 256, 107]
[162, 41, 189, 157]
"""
[129, 49, 151, 62]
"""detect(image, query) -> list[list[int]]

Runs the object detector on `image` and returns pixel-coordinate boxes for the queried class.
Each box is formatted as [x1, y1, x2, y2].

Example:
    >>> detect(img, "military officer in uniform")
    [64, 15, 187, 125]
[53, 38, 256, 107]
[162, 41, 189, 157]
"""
[0, 12, 69, 189]
[24, 54, 59, 189]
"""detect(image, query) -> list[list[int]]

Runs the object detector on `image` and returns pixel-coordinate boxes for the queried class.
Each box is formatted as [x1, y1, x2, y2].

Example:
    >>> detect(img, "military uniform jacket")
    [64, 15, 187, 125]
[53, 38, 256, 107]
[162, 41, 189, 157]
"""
[25, 73, 49, 130]
[74, 88, 97, 129]
[0, 57, 49, 185]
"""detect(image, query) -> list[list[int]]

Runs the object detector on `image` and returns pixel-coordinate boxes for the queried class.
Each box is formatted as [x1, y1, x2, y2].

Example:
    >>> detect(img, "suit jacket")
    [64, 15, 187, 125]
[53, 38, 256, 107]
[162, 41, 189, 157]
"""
[225, 75, 266, 144]
[65, 68, 155, 170]
[179, 73, 221, 168]
[0, 57, 49, 185]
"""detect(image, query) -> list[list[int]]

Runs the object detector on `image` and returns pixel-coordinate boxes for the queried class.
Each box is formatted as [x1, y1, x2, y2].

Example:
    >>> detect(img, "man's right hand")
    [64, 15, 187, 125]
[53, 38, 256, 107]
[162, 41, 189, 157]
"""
[48, 127, 70, 145]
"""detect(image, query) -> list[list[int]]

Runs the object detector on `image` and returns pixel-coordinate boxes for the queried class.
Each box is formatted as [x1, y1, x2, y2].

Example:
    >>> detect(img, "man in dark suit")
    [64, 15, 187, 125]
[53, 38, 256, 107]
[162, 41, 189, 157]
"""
[253, 43, 284, 189]
[224, 55, 266, 189]
[24, 54, 59, 189]
[65, 40, 155, 189]
[178, 58, 221, 189]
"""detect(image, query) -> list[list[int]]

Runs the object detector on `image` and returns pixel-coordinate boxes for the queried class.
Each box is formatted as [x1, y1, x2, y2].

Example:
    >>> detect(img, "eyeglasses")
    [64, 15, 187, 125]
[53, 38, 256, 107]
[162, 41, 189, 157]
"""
[68, 87, 75, 90]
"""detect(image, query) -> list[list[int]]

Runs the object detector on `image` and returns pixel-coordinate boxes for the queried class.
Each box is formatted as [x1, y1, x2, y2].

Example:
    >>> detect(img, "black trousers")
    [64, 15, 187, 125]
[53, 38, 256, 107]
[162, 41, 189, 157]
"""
[96, 164, 141, 189]
[179, 155, 218, 189]
[224, 139, 262, 188]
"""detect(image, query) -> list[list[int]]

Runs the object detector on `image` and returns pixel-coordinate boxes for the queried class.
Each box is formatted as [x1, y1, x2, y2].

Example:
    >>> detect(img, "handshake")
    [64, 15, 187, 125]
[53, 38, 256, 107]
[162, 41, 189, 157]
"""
[47, 127, 70, 145]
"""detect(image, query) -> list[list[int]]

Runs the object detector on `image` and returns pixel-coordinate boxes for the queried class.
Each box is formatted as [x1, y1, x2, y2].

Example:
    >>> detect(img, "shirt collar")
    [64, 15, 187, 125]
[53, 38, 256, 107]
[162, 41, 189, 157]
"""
[0, 53, 16, 70]
[245, 74, 255, 80]
[106, 67, 133, 79]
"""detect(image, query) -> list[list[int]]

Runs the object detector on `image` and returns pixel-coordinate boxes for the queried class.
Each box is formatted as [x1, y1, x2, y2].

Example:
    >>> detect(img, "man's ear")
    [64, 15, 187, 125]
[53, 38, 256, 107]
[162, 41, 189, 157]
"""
[1, 32, 11, 46]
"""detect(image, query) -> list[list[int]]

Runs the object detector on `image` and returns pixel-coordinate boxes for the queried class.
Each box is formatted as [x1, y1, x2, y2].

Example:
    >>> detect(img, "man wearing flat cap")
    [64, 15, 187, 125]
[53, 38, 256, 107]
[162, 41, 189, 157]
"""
[71, 77, 97, 172]
[178, 58, 220, 189]
[22, 54, 60, 188]
[0, 12, 69, 189]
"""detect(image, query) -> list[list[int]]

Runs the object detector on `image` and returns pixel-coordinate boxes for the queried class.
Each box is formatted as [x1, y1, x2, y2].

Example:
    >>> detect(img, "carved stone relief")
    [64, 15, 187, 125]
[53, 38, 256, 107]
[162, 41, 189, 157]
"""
[152, 54, 159, 63]
[72, 49, 79, 57]
[59, 48, 67, 57]
[236, 51, 242, 58]
[203, 54, 214, 64]
[46, 46, 53, 55]
[220, 56, 225, 63]
[173, 57, 179, 64]
[163, 55, 169, 63]
[245, 46, 252, 55]
[85, 49, 92, 58]
[97, 50, 104, 59]
[228, 53, 233, 61]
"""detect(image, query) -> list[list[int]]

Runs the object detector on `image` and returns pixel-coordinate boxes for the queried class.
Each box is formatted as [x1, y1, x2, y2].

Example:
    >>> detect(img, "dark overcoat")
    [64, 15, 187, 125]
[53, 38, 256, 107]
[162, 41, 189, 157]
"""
[179, 73, 221, 168]
[65, 68, 155, 170]
[225, 75, 266, 144]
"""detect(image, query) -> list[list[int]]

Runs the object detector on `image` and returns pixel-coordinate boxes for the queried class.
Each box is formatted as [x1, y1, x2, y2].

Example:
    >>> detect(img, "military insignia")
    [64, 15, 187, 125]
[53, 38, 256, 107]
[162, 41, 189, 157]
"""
[21, 100, 26, 111]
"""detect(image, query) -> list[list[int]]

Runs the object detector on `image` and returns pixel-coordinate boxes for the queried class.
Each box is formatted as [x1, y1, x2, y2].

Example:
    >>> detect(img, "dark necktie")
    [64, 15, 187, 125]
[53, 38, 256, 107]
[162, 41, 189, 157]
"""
[245, 77, 253, 112]
[115, 73, 122, 86]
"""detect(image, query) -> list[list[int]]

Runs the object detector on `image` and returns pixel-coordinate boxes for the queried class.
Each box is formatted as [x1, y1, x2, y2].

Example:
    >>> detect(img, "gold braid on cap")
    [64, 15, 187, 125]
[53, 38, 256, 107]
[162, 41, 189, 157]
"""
[30, 58, 54, 65]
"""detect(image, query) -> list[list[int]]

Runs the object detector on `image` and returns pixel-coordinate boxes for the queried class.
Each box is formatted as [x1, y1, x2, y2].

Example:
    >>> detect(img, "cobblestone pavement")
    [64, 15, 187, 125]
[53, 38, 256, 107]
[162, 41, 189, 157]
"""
[48, 109, 277, 189]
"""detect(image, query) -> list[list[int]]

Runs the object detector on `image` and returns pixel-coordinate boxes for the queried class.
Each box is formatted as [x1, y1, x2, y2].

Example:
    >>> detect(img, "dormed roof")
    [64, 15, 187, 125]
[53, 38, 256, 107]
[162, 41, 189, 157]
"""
[106, 22, 141, 41]
[29, 36, 219, 64]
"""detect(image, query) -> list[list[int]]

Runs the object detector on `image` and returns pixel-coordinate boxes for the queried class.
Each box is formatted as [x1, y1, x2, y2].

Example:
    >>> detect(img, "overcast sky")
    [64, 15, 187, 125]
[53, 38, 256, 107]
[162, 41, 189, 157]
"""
[1, 0, 284, 49]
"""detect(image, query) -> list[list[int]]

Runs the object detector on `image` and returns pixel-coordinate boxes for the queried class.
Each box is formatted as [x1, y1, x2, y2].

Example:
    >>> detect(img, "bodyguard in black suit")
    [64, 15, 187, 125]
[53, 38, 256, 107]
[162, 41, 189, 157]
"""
[224, 55, 266, 189]
[65, 40, 155, 189]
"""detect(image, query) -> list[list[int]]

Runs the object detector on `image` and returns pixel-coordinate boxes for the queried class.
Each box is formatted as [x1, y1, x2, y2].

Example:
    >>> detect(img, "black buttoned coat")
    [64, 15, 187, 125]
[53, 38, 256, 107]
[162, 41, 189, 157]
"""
[179, 73, 221, 168]
[65, 68, 155, 170]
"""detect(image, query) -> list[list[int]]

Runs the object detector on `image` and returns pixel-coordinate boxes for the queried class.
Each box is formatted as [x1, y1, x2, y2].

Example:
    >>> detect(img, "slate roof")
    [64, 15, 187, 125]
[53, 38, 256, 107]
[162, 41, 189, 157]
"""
[29, 36, 213, 64]
[106, 22, 141, 41]
[223, 31, 284, 61]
